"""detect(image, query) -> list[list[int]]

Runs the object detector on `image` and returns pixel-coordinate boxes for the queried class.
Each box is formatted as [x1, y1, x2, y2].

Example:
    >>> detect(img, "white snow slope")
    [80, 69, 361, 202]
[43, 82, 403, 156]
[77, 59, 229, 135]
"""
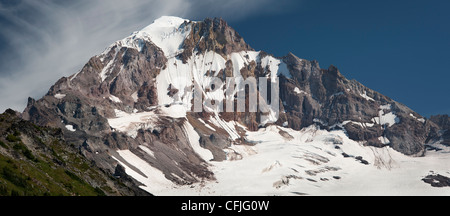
[105, 16, 288, 139]
[159, 125, 450, 196]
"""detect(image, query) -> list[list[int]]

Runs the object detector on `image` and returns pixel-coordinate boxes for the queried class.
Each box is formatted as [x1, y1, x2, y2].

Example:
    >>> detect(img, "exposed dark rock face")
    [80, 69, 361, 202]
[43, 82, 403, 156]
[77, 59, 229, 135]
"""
[422, 174, 450, 187]
[278, 53, 439, 155]
[180, 17, 252, 62]
[114, 164, 130, 180]
[429, 115, 450, 146]
[355, 156, 369, 165]
[430, 115, 450, 129]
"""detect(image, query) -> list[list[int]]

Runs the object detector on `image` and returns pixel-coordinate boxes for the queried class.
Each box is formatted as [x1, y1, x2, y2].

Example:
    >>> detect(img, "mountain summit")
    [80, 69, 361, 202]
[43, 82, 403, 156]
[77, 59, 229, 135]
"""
[17, 16, 450, 195]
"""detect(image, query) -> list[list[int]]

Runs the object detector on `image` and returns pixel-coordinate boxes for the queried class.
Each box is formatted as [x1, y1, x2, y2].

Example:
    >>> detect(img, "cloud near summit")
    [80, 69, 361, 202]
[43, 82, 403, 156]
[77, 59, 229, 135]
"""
[0, 0, 297, 112]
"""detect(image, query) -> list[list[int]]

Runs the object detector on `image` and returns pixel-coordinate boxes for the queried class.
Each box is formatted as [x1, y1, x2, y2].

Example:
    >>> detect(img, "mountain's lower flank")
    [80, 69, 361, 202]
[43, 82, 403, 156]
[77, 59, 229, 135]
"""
[0, 109, 148, 196]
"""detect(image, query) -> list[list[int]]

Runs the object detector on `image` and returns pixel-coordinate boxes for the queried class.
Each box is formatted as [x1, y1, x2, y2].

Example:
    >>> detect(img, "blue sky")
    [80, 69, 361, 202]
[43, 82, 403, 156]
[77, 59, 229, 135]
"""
[0, 0, 449, 116]
[228, 0, 450, 116]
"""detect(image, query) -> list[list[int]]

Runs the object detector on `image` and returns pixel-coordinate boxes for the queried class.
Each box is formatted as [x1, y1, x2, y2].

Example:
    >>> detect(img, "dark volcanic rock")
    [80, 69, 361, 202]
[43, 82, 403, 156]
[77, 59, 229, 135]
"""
[114, 164, 131, 180]
[181, 17, 252, 62]
[277, 52, 442, 155]
[355, 156, 369, 165]
[430, 115, 450, 130]
[422, 174, 450, 187]
[429, 115, 450, 146]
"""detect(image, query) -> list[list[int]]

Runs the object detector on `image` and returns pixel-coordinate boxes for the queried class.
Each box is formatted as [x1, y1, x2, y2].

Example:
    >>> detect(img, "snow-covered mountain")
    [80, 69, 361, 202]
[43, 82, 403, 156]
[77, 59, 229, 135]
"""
[21, 16, 450, 195]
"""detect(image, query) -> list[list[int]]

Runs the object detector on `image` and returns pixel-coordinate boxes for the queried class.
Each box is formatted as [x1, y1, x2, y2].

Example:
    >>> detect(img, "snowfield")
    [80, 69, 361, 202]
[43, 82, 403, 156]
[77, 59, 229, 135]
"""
[112, 120, 450, 196]
[156, 125, 450, 196]
[372, 104, 400, 127]
[112, 149, 173, 194]
[107, 104, 188, 138]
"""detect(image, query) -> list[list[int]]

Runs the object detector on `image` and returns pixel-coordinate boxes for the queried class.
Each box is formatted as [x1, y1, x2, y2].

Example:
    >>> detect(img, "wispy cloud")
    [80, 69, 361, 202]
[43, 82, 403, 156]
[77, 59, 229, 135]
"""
[0, 0, 296, 112]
